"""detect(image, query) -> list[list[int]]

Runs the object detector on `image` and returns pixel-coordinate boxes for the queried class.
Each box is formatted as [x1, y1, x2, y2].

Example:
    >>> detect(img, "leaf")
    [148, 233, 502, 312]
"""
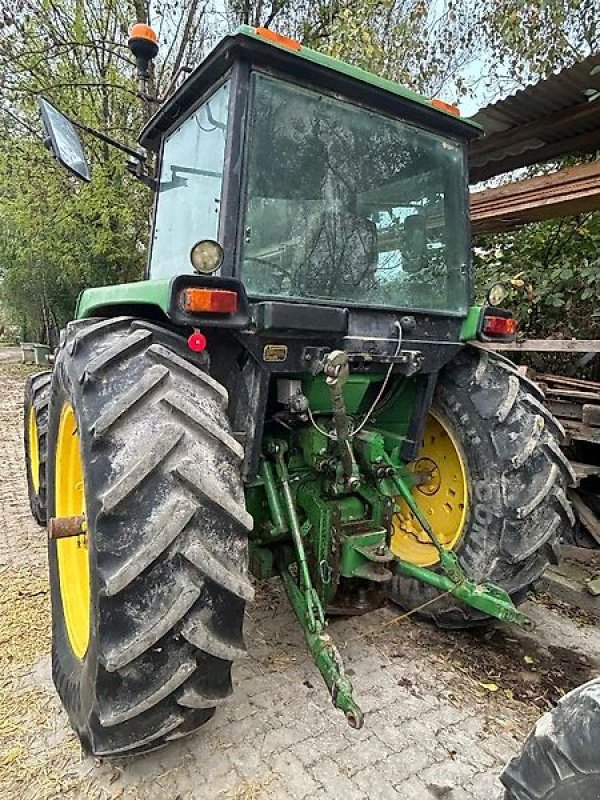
[480, 682, 499, 692]
[524, 655, 534, 665]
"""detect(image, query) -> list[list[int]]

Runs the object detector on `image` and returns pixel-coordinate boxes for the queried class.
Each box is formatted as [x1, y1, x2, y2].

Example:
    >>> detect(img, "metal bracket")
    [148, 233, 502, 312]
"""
[390, 468, 535, 629]
[323, 351, 361, 490]
[268, 440, 364, 728]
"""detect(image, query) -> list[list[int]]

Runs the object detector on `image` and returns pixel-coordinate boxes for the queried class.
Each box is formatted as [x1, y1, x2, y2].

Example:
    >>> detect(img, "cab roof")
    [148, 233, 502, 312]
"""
[140, 25, 481, 151]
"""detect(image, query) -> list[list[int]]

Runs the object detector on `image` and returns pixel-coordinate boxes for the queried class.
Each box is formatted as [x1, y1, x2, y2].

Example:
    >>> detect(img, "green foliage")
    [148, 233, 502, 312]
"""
[474, 212, 600, 339]
[0, 142, 147, 341]
[1, 0, 598, 343]
[0, 0, 209, 343]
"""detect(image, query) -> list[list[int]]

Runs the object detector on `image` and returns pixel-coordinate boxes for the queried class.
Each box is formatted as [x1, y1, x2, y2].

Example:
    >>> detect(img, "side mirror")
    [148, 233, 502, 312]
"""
[38, 97, 91, 182]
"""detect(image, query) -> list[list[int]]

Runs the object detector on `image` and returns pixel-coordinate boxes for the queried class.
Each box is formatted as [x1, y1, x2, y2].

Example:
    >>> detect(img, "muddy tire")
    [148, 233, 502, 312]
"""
[24, 371, 52, 525]
[501, 678, 600, 799]
[388, 346, 575, 628]
[47, 317, 253, 756]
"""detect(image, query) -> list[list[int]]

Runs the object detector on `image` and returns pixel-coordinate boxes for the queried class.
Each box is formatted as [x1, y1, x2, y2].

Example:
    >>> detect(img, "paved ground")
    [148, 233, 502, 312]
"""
[2, 353, 600, 800]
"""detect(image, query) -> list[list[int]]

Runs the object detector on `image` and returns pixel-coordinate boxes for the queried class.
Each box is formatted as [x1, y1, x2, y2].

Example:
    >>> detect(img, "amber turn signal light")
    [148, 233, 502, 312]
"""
[482, 316, 518, 336]
[431, 99, 461, 116]
[255, 27, 302, 51]
[180, 288, 239, 314]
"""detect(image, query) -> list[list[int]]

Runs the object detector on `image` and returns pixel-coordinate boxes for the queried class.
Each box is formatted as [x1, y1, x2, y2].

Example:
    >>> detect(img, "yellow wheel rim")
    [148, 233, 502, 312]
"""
[391, 411, 468, 567]
[55, 404, 90, 659]
[28, 406, 40, 494]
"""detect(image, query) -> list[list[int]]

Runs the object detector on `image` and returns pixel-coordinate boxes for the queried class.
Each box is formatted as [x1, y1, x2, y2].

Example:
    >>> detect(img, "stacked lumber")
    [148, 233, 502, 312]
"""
[516, 369, 600, 546]
[470, 161, 600, 235]
[531, 372, 600, 447]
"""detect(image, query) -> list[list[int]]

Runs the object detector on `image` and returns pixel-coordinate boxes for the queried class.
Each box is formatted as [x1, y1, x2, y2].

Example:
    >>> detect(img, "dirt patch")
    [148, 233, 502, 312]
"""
[0, 362, 45, 378]
[0, 566, 80, 799]
[355, 603, 598, 737]
[428, 628, 595, 711]
[531, 588, 598, 625]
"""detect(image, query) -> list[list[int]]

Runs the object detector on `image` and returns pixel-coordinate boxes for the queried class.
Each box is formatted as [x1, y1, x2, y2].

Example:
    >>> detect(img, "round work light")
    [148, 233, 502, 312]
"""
[190, 239, 224, 274]
[486, 282, 507, 306]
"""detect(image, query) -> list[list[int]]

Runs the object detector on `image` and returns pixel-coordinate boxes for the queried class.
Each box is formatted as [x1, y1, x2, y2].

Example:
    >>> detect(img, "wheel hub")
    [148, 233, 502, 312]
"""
[391, 411, 468, 567]
[412, 456, 441, 496]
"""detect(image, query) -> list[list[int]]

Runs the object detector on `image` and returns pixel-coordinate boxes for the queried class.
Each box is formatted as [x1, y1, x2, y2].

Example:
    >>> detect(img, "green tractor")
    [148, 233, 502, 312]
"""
[25, 24, 575, 756]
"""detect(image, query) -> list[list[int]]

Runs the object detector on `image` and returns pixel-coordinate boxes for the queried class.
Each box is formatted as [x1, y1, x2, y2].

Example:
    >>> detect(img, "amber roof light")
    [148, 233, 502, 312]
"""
[129, 23, 158, 44]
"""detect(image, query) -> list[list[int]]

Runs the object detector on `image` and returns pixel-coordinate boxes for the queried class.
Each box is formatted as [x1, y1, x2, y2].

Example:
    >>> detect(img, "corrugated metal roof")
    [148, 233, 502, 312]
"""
[469, 53, 600, 182]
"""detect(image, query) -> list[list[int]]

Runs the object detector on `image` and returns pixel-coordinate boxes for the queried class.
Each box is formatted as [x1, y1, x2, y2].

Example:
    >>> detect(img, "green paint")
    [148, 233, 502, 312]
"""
[302, 373, 382, 415]
[395, 559, 534, 629]
[459, 305, 482, 341]
[296, 483, 339, 604]
[76, 279, 172, 319]
[390, 465, 533, 627]
[235, 26, 482, 132]
[260, 460, 288, 537]
[339, 529, 389, 579]
[298, 427, 329, 471]
[367, 378, 417, 452]
[251, 372, 535, 727]
[279, 555, 364, 729]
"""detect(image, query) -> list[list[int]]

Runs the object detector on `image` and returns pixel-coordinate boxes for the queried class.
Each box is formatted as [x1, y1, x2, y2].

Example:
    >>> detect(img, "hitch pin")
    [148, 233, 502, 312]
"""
[48, 514, 87, 540]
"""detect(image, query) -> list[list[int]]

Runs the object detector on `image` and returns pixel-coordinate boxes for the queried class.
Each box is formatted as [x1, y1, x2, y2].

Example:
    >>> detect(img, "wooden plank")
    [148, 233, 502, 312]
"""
[516, 364, 536, 379]
[562, 420, 600, 445]
[544, 387, 600, 403]
[471, 160, 600, 233]
[570, 462, 600, 485]
[478, 340, 600, 353]
[583, 404, 600, 427]
[571, 492, 600, 547]
[538, 565, 600, 619]
[545, 400, 583, 421]
[536, 373, 600, 391]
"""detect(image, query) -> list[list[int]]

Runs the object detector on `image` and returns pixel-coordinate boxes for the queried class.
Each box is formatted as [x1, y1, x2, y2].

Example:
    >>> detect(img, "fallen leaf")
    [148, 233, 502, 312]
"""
[480, 682, 499, 692]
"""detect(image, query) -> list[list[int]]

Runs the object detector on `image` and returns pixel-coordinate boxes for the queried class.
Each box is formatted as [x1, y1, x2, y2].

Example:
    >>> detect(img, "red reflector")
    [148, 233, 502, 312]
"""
[187, 331, 207, 352]
[181, 288, 238, 314]
[482, 316, 518, 336]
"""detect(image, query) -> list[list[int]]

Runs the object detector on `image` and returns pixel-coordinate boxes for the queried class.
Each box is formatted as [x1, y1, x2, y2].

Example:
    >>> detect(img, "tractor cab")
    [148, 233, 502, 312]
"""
[142, 26, 479, 319]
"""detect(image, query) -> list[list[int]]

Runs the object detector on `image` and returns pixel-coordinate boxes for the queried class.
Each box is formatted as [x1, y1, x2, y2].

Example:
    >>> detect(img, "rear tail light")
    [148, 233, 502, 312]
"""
[482, 315, 518, 337]
[180, 288, 238, 314]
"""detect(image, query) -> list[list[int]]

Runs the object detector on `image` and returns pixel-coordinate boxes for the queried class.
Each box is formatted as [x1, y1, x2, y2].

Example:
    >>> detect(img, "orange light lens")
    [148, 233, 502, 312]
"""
[431, 99, 461, 117]
[129, 23, 158, 44]
[181, 288, 238, 314]
[482, 316, 518, 336]
[255, 27, 302, 51]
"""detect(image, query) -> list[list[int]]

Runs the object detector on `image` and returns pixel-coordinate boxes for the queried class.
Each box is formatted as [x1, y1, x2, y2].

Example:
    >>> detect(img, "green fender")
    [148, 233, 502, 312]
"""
[75, 279, 172, 320]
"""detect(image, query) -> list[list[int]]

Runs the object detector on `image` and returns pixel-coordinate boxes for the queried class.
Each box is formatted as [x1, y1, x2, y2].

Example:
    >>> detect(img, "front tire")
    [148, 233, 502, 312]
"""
[48, 317, 253, 756]
[24, 371, 52, 525]
[388, 346, 575, 628]
[501, 678, 600, 799]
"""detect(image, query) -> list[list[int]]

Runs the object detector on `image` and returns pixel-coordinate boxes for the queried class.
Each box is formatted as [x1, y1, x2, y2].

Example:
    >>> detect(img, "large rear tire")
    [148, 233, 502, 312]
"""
[24, 371, 52, 525]
[501, 678, 600, 799]
[47, 317, 253, 756]
[388, 346, 575, 628]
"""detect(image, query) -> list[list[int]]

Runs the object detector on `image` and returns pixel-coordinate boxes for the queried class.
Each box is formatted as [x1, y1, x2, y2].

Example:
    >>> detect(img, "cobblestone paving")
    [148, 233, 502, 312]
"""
[2, 353, 600, 800]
